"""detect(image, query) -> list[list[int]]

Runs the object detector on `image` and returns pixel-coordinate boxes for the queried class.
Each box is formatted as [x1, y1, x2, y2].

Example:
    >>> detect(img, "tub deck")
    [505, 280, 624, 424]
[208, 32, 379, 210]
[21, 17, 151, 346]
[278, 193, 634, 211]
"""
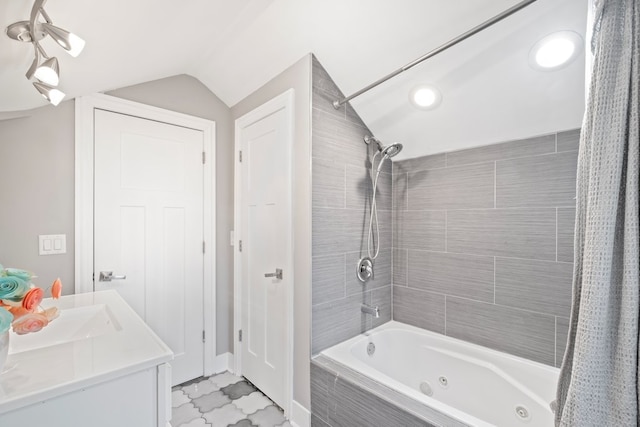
[316, 321, 559, 427]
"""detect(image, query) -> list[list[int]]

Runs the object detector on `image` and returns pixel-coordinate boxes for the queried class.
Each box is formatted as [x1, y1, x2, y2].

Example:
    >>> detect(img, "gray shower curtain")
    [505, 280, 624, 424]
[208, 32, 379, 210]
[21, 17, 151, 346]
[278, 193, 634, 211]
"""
[555, 0, 639, 425]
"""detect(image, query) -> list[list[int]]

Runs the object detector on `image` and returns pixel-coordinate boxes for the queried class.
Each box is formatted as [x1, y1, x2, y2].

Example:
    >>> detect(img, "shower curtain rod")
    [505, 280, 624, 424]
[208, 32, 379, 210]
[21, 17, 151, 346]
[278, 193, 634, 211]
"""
[332, 0, 539, 109]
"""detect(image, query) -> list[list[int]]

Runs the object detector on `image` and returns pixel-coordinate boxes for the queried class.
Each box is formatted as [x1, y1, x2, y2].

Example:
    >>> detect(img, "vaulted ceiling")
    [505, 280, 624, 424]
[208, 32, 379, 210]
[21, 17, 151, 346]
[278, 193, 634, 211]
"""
[0, 0, 586, 159]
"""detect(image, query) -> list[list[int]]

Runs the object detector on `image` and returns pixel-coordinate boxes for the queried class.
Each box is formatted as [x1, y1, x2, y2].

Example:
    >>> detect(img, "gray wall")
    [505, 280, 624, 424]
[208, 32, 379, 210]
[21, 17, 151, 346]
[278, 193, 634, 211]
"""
[392, 129, 579, 367]
[231, 55, 313, 409]
[311, 56, 393, 355]
[0, 103, 75, 294]
[0, 74, 235, 355]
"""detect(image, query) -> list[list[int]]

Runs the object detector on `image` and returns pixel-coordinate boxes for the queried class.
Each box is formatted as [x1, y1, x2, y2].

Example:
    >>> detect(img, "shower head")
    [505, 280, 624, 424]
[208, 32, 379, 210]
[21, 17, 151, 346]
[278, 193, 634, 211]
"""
[380, 142, 403, 158]
[364, 135, 404, 158]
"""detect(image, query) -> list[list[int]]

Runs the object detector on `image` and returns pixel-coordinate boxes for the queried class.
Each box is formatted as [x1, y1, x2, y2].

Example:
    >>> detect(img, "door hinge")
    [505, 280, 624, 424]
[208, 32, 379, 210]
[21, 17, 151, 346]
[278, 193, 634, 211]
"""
[202, 330, 205, 343]
[239, 240, 242, 252]
[238, 329, 243, 342]
[202, 151, 206, 164]
[203, 241, 206, 254]
[239, 150, 242, 162]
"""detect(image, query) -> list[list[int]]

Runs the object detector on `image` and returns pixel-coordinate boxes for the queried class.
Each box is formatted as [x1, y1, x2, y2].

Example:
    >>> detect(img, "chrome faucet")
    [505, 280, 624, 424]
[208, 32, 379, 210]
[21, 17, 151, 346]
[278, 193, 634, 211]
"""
[361, 304, 380, 318]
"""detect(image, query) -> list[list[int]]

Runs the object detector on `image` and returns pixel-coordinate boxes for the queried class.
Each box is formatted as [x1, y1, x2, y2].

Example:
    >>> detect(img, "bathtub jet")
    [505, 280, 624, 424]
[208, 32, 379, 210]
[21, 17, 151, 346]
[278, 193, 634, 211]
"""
[320, 320, 559, 427]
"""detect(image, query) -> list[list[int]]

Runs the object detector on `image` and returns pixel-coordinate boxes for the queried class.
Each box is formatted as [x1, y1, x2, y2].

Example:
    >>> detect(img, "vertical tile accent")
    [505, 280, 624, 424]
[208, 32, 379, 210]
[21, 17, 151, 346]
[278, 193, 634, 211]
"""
[557, 207, 576, 263]
[447, 208, 557, 260]
[408, 162, 495, 210]
[394, 210, 446, 251]
[445, 134, 556, 167]
[408, 251, 494, 302]
[556, 317, 570, 368]
[393, 287, 445, 334]
[496, 151, 578, 208]
[495, 258, 573, 317]
[446, 297, 556, 365]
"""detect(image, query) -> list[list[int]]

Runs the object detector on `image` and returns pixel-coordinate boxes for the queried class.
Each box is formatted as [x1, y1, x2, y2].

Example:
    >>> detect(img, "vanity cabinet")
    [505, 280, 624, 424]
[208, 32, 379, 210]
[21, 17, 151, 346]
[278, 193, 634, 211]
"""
[0, 291, 173, 426]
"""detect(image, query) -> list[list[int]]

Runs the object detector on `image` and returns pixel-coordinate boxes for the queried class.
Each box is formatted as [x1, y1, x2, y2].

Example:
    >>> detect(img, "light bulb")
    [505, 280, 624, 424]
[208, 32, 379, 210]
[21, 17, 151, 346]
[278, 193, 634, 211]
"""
[530, 31, 582, 71]
[409, 85, 442, 110]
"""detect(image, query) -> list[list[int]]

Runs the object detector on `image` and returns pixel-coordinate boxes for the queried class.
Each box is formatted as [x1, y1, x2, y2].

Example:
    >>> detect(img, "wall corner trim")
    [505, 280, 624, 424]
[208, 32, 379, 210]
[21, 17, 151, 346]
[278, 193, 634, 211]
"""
[213, 352, 234, 374]
[290, 400, 311, 427]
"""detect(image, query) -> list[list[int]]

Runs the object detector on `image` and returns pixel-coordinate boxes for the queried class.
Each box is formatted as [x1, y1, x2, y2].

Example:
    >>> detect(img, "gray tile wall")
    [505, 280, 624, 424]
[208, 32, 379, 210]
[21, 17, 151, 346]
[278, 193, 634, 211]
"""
[311, 357, 467, 427]
[392, 130, 579, 367]
[311, 56, 392, 355]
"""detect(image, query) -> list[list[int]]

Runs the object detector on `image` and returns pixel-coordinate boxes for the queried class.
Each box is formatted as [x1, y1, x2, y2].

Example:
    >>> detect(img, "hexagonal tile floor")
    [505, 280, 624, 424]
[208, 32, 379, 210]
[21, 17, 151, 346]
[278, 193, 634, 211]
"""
[171, 372, 292, 427]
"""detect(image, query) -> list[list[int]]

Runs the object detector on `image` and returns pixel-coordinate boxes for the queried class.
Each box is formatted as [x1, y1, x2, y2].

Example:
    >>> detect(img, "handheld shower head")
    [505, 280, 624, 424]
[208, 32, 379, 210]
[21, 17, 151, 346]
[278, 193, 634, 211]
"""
[368, 138, 404, 172]
[364, 135, 403, 159]
[380, 142, 403, 158]
[363, 136, 403, 263]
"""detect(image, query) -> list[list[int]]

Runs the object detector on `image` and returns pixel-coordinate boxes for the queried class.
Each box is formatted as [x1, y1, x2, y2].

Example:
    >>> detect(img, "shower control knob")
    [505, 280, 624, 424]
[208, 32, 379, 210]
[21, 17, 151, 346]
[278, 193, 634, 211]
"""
[356, 257, 374, 283]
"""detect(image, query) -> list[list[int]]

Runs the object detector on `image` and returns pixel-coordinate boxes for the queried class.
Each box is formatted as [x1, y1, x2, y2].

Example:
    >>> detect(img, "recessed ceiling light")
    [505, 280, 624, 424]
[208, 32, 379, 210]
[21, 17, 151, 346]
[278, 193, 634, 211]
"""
[410, 85, 442, 110]
[529, 31, 582, 71]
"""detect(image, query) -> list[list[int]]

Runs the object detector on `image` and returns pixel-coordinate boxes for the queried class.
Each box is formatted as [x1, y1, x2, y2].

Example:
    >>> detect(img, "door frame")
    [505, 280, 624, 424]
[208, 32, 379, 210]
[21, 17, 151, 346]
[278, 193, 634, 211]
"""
[75, 93, 217, 376]
[233, 89, 294, 416]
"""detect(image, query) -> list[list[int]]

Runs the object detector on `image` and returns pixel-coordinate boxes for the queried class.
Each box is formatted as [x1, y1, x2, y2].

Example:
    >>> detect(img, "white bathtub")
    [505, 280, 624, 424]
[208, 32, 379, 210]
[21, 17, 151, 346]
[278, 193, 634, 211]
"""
[321, 321, 559, 427]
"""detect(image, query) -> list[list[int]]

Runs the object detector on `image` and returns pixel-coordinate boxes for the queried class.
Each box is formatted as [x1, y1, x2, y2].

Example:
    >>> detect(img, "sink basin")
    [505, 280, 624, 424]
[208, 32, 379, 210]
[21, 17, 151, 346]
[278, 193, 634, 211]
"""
[0, 291, 172, 419]
[8, 304, 120, 354]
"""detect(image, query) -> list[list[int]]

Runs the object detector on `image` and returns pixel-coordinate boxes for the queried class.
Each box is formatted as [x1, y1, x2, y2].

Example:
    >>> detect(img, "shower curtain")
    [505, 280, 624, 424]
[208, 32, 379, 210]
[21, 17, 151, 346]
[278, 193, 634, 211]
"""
[555, 0, 639, 425]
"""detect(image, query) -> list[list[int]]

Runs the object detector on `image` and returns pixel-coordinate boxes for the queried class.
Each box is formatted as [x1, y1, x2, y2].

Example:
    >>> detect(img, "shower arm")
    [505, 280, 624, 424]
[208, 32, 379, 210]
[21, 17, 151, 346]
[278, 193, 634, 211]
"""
[332, 0, 539, 109]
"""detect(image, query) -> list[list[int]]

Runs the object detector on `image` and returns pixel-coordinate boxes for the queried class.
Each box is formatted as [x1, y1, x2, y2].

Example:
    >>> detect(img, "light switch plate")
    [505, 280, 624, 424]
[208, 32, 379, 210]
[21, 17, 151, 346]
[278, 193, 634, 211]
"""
[39, 234, 66, 255]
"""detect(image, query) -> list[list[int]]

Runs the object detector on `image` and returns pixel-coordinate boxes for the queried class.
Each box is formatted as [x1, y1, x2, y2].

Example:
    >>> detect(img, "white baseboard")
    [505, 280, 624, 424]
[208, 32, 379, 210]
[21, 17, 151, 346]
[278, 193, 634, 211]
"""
[213, 352, 234, 374]
[290, 400, 310, 427]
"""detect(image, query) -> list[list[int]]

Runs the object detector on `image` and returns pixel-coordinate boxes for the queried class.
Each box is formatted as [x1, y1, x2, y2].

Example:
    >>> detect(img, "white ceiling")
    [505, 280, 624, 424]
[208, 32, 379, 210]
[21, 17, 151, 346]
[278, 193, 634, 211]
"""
[0, 0, 587, 159]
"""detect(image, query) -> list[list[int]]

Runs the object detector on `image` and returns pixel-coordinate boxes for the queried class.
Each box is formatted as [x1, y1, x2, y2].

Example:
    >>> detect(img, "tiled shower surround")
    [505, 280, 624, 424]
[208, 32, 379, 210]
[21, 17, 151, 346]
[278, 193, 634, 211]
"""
[392, 129, 579, 367]
[311, 56, 393, 355]
[310, 56, 579, 426]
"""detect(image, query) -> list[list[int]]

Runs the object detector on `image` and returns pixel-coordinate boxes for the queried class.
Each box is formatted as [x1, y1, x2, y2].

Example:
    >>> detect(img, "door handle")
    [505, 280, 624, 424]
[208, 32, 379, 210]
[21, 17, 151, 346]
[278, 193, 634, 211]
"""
[264, 268, 283, 280]
[99, 271, 127, 282]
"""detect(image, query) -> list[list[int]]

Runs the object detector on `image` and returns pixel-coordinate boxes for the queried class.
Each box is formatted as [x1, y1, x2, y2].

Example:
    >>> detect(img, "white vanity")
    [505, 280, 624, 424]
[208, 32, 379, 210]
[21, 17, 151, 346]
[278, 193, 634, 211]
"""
[0, 290, 173, 427]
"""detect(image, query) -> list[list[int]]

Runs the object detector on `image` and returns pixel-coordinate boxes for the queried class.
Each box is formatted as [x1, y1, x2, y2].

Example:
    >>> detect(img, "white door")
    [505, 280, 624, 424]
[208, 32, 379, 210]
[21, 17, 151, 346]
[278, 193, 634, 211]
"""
[94, 109, 204, 386]
[238, 91, 293, 411]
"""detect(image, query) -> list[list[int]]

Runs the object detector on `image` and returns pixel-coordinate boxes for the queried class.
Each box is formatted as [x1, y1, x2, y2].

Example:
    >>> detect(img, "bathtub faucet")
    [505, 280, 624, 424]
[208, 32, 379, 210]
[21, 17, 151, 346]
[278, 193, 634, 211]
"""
[361, 304, 380, 318]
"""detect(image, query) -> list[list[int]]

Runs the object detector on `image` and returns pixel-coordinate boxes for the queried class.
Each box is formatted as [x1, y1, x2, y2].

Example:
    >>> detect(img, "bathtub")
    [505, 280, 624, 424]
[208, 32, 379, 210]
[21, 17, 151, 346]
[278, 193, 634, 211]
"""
[320, 321, 559, 427]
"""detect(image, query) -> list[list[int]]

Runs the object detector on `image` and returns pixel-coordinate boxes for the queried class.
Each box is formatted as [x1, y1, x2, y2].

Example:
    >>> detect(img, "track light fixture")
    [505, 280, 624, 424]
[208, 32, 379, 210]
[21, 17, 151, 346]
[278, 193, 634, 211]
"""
[35, 56, 60, 86]
[33, 81, 65, 106]
[5, 0, 85, 106]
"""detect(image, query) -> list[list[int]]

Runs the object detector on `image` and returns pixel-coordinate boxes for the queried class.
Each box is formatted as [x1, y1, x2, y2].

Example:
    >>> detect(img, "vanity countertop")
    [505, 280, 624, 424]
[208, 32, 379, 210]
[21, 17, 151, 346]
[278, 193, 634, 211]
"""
[0, 290, 173, 414]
